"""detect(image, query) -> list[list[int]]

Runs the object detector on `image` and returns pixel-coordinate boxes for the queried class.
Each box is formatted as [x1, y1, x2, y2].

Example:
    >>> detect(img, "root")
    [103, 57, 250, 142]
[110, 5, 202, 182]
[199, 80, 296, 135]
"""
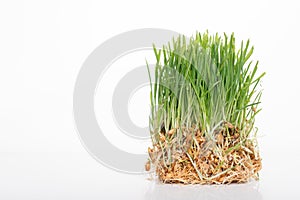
[147, 125, 262, 184]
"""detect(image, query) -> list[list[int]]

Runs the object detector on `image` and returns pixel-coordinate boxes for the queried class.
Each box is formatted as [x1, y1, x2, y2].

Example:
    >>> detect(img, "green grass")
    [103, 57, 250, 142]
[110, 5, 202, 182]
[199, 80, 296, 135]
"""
[147, 31, 265, 166]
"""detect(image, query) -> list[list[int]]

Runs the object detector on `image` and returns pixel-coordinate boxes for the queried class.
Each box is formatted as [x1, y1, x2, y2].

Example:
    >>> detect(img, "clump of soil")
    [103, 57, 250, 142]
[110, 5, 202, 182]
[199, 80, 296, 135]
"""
[146, 123, 262, 184]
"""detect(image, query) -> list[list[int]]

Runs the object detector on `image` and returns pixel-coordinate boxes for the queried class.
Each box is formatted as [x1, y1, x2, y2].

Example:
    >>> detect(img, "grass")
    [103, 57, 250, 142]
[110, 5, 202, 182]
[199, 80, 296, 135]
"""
[146, 31, 265, 184]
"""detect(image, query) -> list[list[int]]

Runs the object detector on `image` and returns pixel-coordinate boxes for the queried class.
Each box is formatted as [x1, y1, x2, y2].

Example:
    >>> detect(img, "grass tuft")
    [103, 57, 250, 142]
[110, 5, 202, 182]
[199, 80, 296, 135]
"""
[146, 31, 265, 184]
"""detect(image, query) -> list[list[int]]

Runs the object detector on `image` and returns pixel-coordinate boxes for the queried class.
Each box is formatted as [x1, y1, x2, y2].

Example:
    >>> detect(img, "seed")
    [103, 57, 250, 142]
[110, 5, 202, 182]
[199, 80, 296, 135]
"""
[145, 161, 151, 171]
[188, 148, 193, 156]
[168, 129, 175, 135]
[233, 133, 240, 139]
[160, 134, 166, 142]
[216, 133, 224, 145]
[219, 176, 225, 182]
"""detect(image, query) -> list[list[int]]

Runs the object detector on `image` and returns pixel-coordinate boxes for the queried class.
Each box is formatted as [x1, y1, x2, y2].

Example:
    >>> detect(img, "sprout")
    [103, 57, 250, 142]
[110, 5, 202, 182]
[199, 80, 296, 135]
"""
[146, 31, 265, 184]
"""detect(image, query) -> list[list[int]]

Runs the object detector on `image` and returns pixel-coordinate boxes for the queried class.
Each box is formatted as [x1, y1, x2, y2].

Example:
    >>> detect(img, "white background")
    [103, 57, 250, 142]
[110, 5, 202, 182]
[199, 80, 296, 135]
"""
[1, 0, 300, 199]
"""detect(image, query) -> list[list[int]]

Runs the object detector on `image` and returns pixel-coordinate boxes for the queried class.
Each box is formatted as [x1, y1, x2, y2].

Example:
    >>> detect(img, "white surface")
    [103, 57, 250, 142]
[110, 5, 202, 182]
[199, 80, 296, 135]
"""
[0, 152, 297, 199]
[0, 152, 293, 199]
[1, 0, 300, 199]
